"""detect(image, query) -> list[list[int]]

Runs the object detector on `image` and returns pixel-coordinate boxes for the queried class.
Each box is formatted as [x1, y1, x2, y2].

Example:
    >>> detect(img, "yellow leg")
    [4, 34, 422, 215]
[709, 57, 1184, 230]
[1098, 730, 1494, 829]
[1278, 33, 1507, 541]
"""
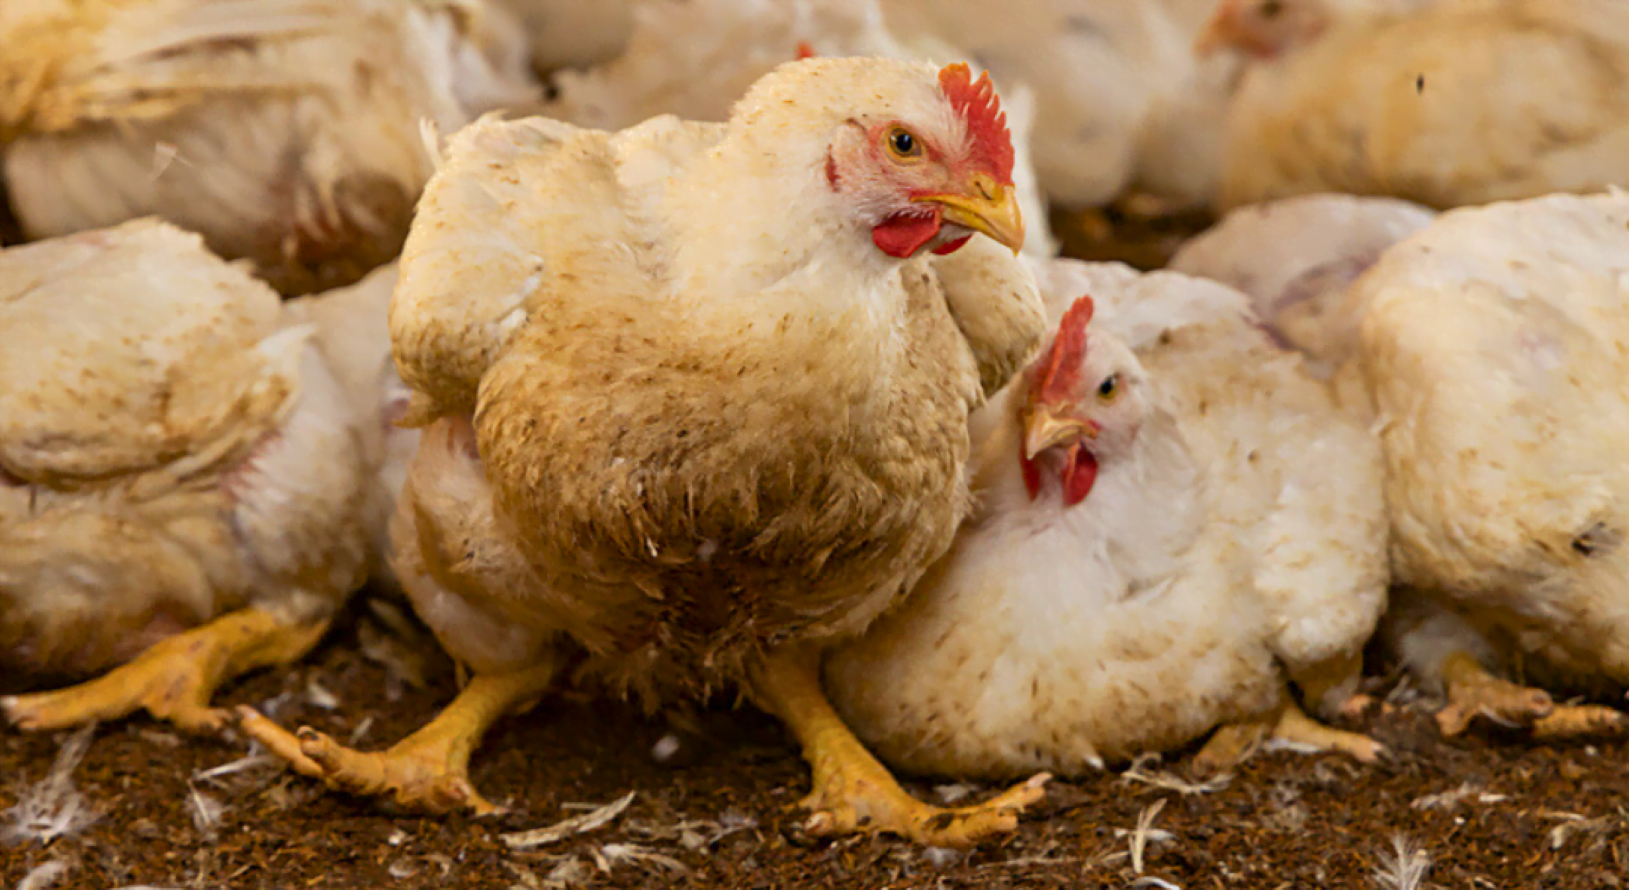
[752, 646, 1048, 848]
[1273, 698, 1385, 763]
[1434, 651, 1627, 738]
[1192, 720, 1269, 776]
[2, 607, 328, 734]
[237, 656, 556, 815]
[1194, 695, 1383, 775]
[1435, 651, 1555, 737]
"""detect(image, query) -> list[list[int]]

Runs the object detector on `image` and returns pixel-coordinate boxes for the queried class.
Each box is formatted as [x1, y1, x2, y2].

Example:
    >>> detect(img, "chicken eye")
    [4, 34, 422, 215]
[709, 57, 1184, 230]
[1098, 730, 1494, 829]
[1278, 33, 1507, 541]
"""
[886, 127, 922, 160]
[1097, 375, 1119, 402]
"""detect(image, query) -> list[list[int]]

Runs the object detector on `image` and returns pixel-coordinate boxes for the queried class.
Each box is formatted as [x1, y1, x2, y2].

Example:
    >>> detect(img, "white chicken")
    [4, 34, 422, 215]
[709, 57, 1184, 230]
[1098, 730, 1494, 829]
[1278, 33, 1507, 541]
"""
[0, 220, 406, 734]
[536, 0, 1056, 258]
[1275, 192, 1629, 739]
[880, 0, 1240, 210]
[1201, 0, 1629, 213]
[0, 0, 538, 296]
[1169, 192, 1437, 377]
[488, 0, 636, 74]
[827, 260, 1389, 778]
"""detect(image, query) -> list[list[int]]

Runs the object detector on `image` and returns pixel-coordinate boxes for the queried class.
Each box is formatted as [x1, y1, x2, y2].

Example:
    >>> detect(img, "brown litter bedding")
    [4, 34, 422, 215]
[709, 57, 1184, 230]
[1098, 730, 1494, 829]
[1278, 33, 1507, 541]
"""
[5, 614, 1629, 890]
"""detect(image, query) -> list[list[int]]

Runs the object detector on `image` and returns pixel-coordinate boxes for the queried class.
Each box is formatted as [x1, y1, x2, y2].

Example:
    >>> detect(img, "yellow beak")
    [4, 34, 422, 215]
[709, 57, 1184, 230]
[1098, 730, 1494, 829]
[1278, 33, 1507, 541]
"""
[1193, 3, 1242, 56]
[913, 172, 1026, 254]
[1022, 404, 1094, 461]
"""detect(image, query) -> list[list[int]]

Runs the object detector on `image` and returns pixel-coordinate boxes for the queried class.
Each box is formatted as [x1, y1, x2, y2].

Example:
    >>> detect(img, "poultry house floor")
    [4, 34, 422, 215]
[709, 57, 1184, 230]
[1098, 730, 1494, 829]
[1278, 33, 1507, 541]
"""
[7, 215, 1629, 890]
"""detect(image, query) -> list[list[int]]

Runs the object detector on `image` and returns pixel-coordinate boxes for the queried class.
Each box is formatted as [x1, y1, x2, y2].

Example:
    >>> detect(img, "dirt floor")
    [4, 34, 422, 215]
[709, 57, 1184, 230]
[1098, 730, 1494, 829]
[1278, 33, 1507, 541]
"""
[8, 213, 1629, 890]
[4, 601, 1629, 890]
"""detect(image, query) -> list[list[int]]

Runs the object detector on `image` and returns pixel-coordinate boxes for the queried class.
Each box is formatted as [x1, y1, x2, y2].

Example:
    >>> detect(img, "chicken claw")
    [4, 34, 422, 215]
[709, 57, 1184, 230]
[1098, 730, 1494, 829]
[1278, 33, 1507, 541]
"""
[1435, 651, 1556, 737]
[3, 608, 327, 734]
[1194, 696, 1384, 775]
[753, 646, 1047, 848]
[238, 658, 556, 814]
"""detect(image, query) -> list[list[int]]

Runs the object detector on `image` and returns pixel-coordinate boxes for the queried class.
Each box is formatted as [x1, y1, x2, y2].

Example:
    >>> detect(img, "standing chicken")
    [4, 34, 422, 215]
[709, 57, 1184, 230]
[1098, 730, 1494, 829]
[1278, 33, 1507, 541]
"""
[0, 0, 537, 296]
[1255, 192, 1629, 739]
[827, 261, 1388, 777]
[1202, 0, 1629, 213]
[880, 0, 1240, 210]
[537, 0, 1055, 258]
[0, 220, 404, 734]
[239, 58, 1051, 847]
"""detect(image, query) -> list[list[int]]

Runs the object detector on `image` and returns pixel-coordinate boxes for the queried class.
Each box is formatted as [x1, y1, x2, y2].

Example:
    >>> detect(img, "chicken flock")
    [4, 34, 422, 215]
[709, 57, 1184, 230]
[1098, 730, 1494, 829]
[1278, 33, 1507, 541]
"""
[4, 0, 1629, 850]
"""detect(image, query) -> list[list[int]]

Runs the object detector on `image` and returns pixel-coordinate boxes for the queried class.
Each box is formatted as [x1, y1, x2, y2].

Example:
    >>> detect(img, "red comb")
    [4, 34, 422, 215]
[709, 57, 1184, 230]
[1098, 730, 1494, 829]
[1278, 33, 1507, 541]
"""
[1035, 295, 1095, 402]
[938, 62, 1015, 186]
[796, 41, 816, 60]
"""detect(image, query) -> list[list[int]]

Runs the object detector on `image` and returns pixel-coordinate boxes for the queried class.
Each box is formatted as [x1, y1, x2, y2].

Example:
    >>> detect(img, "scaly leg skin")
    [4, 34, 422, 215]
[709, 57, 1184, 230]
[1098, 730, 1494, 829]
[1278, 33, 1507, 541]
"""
[237, 656, 556, 815]
[1433, 651, 1627, 739]
[2, 608, 328, 735]
[1192, 720, 1270, 776]
[1273, 698, 1385, 763]
[1194, 697, 1384, 776]
[752, 646, 1049, 848]
[1434, 650, 1555, 737]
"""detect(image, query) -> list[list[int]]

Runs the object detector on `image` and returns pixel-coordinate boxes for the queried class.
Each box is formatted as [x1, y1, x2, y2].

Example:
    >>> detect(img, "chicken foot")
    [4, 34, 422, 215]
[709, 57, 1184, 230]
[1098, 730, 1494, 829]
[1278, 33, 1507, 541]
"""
[237, 656, 556, 815]
[752, 645, 1049, 848]
[1193, 695, 1384, 776]
[2, 607, 328, 734]
[1435, 651, 1628, 738]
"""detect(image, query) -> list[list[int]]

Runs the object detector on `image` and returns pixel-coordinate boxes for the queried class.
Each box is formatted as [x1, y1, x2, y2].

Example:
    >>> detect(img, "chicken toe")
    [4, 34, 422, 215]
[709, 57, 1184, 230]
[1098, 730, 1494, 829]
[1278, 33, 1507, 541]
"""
[1529, 706, 1629, 740]
[1435, 651, 1555, 737]
[239, 658, 556, 815]
[753, 646, 1047, 848]
[2, 608, 328, 734]
[1272, 699, 1386, 764]
[1195, 697, 1384, 775]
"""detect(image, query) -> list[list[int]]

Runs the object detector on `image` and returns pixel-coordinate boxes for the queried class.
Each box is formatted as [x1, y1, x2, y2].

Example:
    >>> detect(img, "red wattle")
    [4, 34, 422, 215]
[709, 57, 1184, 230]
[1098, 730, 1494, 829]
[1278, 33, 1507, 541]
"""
[1021, 454, 1041, 500]
[872, 209, 943, 258]
[1060, 444, 1099, 506]
[932, 235, 972, 255]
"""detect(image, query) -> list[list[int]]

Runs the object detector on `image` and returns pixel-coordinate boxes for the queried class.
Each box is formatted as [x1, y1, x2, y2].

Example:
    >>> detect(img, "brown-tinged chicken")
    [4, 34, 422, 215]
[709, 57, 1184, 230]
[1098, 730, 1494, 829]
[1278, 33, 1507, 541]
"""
[240, 58, 1051, 847]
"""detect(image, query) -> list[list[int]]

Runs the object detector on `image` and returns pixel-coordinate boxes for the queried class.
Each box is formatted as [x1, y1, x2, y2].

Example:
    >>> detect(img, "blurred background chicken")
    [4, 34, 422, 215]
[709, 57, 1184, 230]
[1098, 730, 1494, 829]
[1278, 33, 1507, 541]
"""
[240, 57, 1051, 846]
[0, 219, 407, 734]
[0, 0, 538, 296]
[882, 0, 1238, 213]
[1169, 192, 1437, 377]
[536, 0, 1057, 258]
[1202, 0, 1629, 213]
[489, 0, 636, 75]
[828, 261, 1388, 778]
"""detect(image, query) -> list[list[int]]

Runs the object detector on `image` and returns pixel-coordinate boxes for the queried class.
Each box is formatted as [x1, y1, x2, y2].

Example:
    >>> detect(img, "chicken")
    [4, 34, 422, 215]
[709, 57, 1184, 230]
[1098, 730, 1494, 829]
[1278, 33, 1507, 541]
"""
[537, 0, 1056, 258]
[0, 220, 405, 734]
[0, 0, 538, 296]
[237, 58, 1051, 847]
[880, 0, 1241, 210]
[1168, 192, 1436, 376]
[1257, 192, 1629, 739]
[1201, 0, 1629, 213]
[488, 0, 636, 75]
[826, 261, 1387, 777]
